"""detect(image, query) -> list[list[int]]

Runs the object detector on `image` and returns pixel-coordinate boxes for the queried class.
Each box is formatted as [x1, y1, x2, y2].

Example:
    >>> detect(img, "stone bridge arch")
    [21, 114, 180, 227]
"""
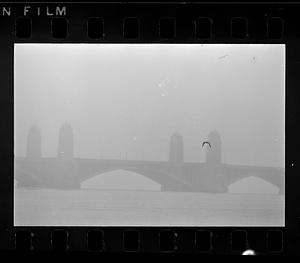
[77, 161, 194, 192]
[80, 168, 164, 189]
[222, 171, 284, 194]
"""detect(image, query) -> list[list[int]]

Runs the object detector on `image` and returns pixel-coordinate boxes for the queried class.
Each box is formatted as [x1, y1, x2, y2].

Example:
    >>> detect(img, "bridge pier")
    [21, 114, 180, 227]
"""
[51, 158, 81, 189]
[161, 182, 228, 193]
[15, 158, 81, 189]
[160, 184, 168, 192]
[189, 164, 228, 193]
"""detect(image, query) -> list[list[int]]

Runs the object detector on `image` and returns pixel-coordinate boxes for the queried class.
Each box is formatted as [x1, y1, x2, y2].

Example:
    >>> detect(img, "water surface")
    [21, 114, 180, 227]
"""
[14, 188, 284, 226]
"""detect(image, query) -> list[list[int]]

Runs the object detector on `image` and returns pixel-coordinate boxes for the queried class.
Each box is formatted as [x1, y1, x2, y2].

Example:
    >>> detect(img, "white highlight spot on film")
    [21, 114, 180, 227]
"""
[242, 249, 256, 255]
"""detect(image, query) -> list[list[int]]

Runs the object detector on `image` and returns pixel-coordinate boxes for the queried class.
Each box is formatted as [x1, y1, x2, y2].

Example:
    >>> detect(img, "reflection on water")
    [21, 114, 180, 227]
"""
[14, 188, 284, 226]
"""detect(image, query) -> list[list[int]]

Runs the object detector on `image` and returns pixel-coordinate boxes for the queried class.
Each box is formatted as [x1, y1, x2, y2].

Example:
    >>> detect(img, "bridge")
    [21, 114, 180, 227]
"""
[14, 124, 284, 194]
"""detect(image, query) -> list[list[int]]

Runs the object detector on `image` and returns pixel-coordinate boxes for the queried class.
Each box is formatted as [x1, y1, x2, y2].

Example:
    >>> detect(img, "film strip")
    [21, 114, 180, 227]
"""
[0, 0, 299, 255]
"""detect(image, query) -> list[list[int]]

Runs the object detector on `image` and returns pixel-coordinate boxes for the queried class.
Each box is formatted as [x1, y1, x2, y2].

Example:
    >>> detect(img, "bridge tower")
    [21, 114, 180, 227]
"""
[168, 132, 184, 163]
[57, 122, 74, 158]
[26, 125, 42, 159]
[205, 130, 222, 165]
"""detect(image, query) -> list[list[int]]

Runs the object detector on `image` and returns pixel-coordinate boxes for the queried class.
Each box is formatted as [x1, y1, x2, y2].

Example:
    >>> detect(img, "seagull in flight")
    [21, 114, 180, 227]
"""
[218, 54, 229, 60]
[202, 141, 211, 148]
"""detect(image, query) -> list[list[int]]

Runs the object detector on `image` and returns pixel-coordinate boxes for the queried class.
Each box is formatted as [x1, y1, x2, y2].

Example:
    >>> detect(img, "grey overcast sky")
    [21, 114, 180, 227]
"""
[14, 44, 285, 171]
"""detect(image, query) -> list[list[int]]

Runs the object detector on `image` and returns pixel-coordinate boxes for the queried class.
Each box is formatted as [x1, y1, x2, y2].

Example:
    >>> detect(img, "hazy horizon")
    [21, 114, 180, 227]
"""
[14, 44, 285, 167]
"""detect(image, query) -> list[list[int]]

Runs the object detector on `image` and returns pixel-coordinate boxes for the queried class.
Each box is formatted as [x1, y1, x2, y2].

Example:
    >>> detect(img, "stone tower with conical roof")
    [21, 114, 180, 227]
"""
[168, 132, 184, 163]
[57, 122, 74, 158]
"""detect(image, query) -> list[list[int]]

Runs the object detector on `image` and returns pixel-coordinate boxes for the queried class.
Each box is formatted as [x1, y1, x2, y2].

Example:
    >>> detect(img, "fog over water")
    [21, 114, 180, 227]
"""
[14, 189, 284, 226]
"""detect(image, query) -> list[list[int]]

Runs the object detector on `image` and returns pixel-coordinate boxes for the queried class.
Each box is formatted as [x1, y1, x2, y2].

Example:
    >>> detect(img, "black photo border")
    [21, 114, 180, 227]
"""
[0, 1, 299, 255]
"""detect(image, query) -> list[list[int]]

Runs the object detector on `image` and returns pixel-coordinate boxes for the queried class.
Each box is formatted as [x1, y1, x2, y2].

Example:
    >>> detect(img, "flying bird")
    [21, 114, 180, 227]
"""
[218, 54, 229, 60]
[202, 141, 211, 148]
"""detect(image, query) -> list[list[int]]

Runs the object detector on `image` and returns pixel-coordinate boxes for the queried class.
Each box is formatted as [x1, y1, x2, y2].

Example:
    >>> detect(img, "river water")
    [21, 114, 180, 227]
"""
[14, 188, 284, 226]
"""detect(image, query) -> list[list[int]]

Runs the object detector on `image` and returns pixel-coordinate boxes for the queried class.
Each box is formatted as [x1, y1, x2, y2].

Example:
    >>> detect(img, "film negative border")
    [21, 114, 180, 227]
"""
[9, 227, 285, 254]
[0, 3, 291, 43]
[0, 2, 299, 254]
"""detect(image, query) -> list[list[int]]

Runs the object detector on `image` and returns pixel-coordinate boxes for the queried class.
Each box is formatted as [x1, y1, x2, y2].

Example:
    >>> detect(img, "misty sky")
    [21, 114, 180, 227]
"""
[14, 44, 285, 170]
